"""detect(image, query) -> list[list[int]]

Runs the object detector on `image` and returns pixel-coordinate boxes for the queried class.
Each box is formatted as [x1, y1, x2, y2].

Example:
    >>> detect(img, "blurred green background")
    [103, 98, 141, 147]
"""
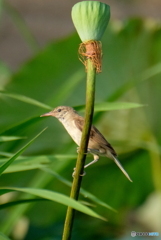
[0, 0, 161, 240]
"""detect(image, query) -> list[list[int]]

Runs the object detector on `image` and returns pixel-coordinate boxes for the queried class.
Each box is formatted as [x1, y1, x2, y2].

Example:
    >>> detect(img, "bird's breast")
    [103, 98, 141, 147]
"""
[61, 119, 82, 146]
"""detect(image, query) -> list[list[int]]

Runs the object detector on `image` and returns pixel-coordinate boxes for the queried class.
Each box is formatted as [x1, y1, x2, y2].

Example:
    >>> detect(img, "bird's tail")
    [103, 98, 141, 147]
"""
[112, 155, 133, 182]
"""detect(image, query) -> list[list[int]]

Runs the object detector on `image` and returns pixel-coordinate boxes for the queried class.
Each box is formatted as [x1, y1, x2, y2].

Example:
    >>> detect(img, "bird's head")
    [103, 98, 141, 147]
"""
[40, 106, 76, 121]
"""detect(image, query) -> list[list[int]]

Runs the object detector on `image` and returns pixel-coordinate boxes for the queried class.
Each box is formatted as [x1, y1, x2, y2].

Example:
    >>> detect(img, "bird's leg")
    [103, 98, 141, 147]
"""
[84, 154, 99, 168]
[73, 151, 99, 177]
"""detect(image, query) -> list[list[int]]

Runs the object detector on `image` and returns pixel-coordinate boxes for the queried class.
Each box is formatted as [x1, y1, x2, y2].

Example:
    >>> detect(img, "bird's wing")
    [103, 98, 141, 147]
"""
[90, 125, 117, 156]
[74, 117, 117, 156]
[74, 117, 132, 182]
[73, 117, 84, 129]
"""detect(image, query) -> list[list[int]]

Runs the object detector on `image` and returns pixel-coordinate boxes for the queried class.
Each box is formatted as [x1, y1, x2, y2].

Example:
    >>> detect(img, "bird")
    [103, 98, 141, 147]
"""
[40, 106, 132, 182]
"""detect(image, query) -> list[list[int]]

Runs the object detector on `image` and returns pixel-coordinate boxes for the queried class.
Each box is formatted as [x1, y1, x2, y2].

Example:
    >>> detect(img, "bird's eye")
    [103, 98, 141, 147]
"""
[57, 109, 61, 112]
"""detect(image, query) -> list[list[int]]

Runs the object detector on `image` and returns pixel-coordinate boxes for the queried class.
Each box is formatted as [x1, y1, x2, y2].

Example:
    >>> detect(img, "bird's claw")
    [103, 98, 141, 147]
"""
[72, 167, 86, 177]
[80, 171, 86, 176]
[76, 147, 88, 155]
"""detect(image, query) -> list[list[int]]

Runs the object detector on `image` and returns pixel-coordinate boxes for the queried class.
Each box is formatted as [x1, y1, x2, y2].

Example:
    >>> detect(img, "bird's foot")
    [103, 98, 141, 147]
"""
[72, 167, 86, 177]
[76, 147, 88, 155]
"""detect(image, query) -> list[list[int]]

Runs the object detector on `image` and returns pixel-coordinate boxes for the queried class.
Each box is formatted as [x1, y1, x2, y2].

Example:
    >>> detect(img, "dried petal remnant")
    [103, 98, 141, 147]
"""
[78, 40, 102, 73]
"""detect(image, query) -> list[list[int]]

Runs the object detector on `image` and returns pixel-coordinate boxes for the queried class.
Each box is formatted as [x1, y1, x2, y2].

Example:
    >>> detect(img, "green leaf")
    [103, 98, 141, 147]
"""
[0, 232, 11, 240]
[51, 69, 85, 106]
[0, 152, 13, 157]
[3, 163, 48, 173]
[1, 154, 76, 173]
[0, 91, 52, 110]
[141, 62, 161, 81]
[0, 136, 25, 142]
[94, 102, 145, 111]
[0, 116, 40, 135]
[75, 101, 145, 112]
[0, 61, 11, 90]
[0, 187, 106, 220]
[0, 128, 47, 176]
[41, 168, 116, 212]
[0, 198, 49, 210]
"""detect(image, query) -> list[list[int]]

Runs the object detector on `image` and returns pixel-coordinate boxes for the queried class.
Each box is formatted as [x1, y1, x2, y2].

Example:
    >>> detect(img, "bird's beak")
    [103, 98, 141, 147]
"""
[40, 111, 52, 117]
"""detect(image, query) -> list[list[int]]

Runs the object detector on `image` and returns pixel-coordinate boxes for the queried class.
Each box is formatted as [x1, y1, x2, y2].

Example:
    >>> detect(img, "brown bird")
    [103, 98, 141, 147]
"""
[41, 106, 132, 182]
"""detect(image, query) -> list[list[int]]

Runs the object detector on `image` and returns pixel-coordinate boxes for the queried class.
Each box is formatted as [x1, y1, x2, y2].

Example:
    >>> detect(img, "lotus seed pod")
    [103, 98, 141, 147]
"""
[71, 1, 110, 42]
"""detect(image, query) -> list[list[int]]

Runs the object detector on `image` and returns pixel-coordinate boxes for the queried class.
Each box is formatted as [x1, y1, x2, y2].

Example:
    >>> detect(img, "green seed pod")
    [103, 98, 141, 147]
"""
[71, 1, 110, 42]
